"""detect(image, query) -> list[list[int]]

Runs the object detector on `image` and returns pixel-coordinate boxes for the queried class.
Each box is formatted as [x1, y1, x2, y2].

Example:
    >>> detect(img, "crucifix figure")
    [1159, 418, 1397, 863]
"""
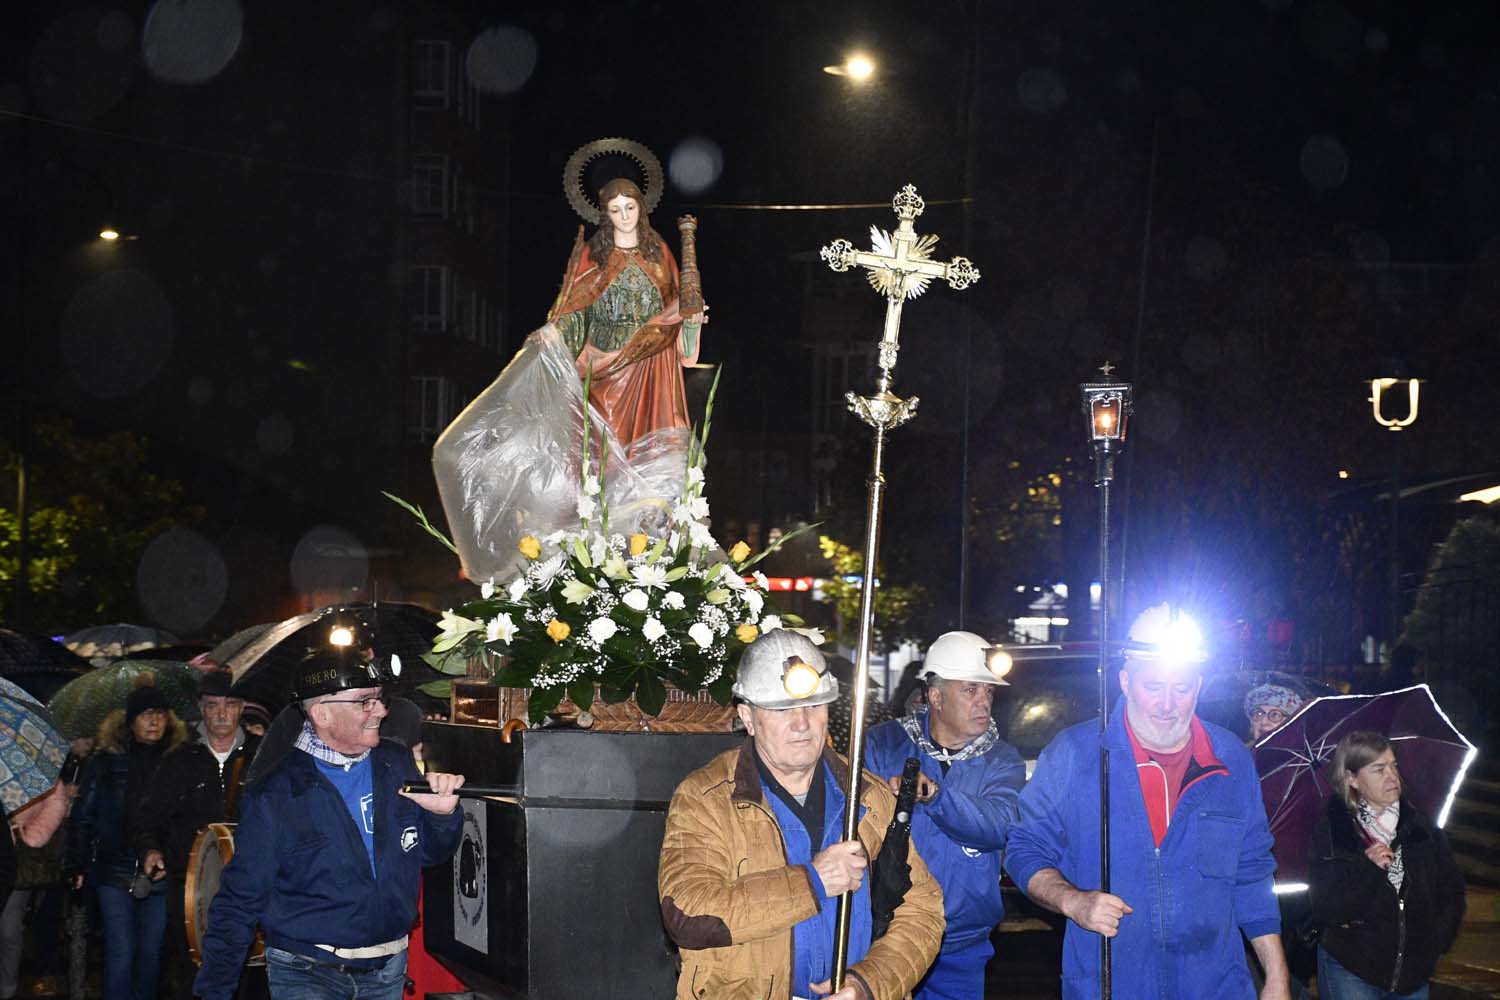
[818, 184, 979, 990]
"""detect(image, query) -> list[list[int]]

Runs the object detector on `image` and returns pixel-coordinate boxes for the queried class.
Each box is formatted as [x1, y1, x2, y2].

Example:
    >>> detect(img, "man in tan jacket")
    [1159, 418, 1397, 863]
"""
[659, 631, 945, 1000]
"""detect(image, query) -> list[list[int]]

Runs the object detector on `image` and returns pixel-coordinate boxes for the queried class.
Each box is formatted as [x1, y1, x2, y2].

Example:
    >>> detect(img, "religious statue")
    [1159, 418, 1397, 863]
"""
[431, 139, 708, 585]
[549, 174, 706, 459]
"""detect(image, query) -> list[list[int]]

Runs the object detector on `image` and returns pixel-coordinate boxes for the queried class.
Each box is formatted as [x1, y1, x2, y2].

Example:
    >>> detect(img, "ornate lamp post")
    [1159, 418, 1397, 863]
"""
[1080, 363, 1132, 1000]
[1369, 366, 1421, 657]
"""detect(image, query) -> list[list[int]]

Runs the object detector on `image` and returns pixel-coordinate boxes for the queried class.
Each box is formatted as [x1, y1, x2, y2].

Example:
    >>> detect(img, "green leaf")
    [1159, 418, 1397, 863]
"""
[527, 685, 564, 724]
[567, 678, 595, 711]
[418, 679, 452, 699]
[737, 520, 824, 572]
[646, 534, 670, 564]
[573, 535, 592, 567]
[494, 661, 535, 688]
[664, 565, 689, 582]
[382, 492, 459, 556]
[635, 671, 667, 717]
[599, 683, 632, 704]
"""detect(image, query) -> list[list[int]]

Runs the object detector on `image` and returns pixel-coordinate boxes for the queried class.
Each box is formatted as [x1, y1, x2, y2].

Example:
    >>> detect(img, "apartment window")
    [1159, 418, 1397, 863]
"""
[407, 375, 459, 442]
[408, 266, 448, 332]
[413, 40, 451, 109]
[411, 154, 448, 218]
[455, 51, 481, 129]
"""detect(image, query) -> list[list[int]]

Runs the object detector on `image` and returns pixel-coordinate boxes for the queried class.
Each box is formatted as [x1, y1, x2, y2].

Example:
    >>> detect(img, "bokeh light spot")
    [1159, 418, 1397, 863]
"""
[669, 137, 724, 195]
[290, 525, 369, 598]
[142, 0, 243, 85]
[62, 268, 175, 398]
[466, 26, 537, 95]
[1299, 134, 1349, 190]
[136, 526, 229, 633]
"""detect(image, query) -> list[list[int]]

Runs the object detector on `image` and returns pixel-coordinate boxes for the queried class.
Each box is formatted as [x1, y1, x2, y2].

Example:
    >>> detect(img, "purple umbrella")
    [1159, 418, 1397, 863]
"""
[1254, 683, 1477, 889]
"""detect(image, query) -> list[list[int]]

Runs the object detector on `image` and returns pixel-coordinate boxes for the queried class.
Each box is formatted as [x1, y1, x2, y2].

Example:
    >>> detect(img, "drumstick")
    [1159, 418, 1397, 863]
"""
[399, 781, 520, 798]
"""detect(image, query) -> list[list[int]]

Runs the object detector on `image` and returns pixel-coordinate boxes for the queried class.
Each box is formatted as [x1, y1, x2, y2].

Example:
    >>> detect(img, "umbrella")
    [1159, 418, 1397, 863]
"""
[1197, 669, 1339, 741]
[203, 623, 275, 669]
[0, 677, 70, 815]
[224, 603, 447, 714]
[46, 659, 202, 741]
[869, 756, 921, 940]
[120, 643, 213, 663]
[63, 624, 181, 660]
[0, 629, 91, 702]
[244, 696, 427, 788]
[1254, 683, 1477, 888]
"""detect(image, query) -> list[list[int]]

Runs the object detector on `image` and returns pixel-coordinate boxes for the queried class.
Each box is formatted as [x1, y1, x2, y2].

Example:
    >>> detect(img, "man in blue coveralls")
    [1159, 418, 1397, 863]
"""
[194, 635, 465, 1000]
[1004, 604, 1292, 1000]
[866, 630, 1026, 1000]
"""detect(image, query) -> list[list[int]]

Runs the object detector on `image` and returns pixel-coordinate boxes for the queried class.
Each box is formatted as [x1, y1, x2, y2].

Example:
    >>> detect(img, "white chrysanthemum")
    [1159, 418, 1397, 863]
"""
[531, 555, 566, 589]
[760, 614, 783, 632]
[485, 613, 518, 644]
[631, 564, 668, 590]
[662, 591, 686, 610]
[642, 617, 666, 643]
[688, 622, 715, 649]
[588, 617, 619, 643]
[622, 589, 650, 612]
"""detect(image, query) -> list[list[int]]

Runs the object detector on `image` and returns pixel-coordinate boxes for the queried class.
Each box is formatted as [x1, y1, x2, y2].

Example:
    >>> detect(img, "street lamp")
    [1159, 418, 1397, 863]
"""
[1368, 365, 1421, 657]
[1079, 362, 1132, 1000]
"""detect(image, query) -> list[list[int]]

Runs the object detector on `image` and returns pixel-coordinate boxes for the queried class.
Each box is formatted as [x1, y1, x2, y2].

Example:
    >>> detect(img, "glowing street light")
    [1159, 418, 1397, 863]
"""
[822, 52, 876, 82]
[98, 227, 120, 241]
[1369, 362, 1420, 656]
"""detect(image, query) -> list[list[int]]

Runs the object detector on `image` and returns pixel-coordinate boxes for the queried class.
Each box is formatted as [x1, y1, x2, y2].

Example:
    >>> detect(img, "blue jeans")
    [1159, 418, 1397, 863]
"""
[264, 947, 407, 1000]
[95, 884, 167, 1000]
[1318, 946, 1429, 1000]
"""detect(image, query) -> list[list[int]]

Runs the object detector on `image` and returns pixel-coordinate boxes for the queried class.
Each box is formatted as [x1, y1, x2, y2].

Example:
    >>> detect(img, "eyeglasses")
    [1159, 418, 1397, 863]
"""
[1249, 707, 1289, 722]
[319, 692, 389, 713]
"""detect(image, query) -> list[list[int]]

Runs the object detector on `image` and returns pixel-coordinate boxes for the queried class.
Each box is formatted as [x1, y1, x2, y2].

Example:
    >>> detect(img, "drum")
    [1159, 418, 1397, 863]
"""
[185, 823, 265, 967]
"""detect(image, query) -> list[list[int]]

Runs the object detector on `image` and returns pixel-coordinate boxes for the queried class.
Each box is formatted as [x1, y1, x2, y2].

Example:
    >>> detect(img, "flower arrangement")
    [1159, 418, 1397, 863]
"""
[395, 373, 817, 723]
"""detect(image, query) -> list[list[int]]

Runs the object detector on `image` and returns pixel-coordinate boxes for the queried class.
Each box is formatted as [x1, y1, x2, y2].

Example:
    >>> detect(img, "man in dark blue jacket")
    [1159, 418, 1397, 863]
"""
[1004, 605, 1291, 1000]
[193, 641, 464, 1000]
[865, 630, 1025, 1000]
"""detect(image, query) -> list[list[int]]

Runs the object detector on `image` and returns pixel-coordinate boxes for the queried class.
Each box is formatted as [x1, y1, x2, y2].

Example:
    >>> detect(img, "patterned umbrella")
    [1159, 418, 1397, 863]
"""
[63, 624, 181, 661]
[1254, 683, 1477, 888]
[46, 659, 202, 741]
[0, 677, 70, 815]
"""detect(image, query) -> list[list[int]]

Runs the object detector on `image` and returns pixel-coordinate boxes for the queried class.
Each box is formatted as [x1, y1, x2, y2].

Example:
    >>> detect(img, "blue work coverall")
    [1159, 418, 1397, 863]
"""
[1004, 704, 1280, 1000]
[865, 713, 1025, 1000]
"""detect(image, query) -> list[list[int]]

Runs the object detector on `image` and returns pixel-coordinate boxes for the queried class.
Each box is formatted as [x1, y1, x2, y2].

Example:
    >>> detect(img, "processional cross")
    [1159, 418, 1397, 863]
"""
[818, 185, 979, 987]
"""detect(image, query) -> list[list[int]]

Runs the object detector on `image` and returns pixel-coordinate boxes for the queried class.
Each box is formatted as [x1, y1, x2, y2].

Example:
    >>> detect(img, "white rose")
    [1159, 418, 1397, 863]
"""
[643, 617, 666, 643]
[688, 622, 715, 649]
[622, 589, 650, 612]
[588, 617, 619, 643]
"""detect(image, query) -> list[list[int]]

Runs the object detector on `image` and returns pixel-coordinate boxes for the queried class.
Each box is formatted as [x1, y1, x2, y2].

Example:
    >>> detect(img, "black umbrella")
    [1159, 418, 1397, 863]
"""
[868, 756, 921, 941]
[203, 623, 275, 669]
[0, 630, 90, 702]
[224, 603, 447, 713]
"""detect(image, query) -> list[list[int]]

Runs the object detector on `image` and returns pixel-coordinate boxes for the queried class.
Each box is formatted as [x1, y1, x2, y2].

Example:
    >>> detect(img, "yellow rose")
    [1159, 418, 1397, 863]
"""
[629, 533, 650, 556]
[727, 540, 751, 564]
[545, 619, 571, 643]
[518, 535, 542, 560]
[735, 623, 759, 644]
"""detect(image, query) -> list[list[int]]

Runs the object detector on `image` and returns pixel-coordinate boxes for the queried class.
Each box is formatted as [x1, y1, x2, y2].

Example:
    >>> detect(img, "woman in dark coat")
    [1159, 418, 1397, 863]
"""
[1308, 730, 1466, 1000]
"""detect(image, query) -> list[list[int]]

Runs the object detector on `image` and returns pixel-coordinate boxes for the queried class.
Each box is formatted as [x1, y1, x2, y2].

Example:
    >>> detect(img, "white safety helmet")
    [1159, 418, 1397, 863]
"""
[918, 631, 1011, 686]
[1123, 604, 1208, 665]
[731, 630, 838, 710]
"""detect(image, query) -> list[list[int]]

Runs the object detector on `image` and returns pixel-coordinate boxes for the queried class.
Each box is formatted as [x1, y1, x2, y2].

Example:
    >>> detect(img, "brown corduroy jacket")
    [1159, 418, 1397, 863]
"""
[658, 739, 945, 1000]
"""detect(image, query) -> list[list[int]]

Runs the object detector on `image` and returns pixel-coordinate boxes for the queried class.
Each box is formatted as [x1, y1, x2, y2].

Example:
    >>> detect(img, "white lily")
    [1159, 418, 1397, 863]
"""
[561, 579, 595, 605]
[602, 553, 632, 581]
[433, 609, 485, 652]
[789, 626, 826, 645]
[486, 613, 518, 644]
[704, 588, 730, 605]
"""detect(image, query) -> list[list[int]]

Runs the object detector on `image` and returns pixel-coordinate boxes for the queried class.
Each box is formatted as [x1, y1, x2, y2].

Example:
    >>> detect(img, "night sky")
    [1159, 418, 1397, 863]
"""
[4, 1, 1499, 685]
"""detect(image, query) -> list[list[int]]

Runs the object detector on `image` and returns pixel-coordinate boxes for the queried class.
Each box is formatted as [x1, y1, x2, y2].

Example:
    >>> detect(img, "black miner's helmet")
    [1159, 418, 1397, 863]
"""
[292, 618, 403, 702]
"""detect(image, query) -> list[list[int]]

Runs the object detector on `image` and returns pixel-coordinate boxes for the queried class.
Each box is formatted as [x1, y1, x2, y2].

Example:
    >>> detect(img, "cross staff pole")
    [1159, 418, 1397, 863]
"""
[820, 186, 979, 988]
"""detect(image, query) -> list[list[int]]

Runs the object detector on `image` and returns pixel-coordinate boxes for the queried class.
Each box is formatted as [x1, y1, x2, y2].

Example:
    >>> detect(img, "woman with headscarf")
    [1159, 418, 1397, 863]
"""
[66, 680, 186, 1000]
[1308, 730, 1466, 999]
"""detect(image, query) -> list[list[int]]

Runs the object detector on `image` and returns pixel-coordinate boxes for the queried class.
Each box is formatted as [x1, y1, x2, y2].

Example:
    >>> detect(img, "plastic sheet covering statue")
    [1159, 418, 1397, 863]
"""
[433, 145, 706, 586]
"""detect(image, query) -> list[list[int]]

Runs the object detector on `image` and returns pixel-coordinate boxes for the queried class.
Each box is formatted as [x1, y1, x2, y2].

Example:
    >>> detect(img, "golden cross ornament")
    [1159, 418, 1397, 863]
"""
[820, 185, 980, 429]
